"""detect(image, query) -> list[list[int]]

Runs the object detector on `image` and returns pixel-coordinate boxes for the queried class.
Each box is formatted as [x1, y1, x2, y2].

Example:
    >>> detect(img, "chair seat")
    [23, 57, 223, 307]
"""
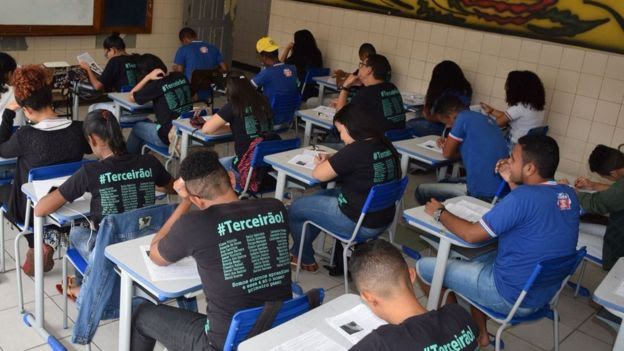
[458, 291, 553, 326]
[65, 248, 88, 275]
[144, 143, 171, 158]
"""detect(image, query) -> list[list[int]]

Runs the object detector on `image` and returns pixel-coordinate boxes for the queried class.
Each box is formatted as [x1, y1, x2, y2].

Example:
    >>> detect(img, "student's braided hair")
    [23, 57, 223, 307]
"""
[83, 109, 127, 156]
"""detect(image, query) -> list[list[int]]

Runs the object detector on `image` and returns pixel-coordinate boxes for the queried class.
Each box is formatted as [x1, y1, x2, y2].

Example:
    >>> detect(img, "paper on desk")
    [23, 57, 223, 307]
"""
[270, 329, 346, 351]
[445, 200, 490, 223]
[326, 304, 386, 345]
[76, 52, 103, 75]
[288, 149, 321, 170]
[417, 140, 443, 153]
[615, 280, 624, 298]
[140, 245, 200, 281]
[32, 176, 87, 202]
[313, 105, 336, 119]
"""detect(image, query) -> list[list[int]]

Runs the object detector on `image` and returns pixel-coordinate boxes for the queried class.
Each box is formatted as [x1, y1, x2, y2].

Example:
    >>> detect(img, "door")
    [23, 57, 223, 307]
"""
[183, 0, 233, 64]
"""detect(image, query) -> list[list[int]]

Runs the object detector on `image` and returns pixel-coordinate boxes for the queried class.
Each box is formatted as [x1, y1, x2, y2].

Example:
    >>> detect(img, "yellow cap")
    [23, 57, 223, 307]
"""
[256, 37, 279, 53]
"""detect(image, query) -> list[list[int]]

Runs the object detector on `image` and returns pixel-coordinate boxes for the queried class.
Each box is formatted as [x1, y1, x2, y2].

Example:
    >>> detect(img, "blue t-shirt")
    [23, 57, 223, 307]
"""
[479, 182, 580, 308]
[448, 110, 508, 198]
[251, 63, 298, 104]
[174, 41, 223, 80]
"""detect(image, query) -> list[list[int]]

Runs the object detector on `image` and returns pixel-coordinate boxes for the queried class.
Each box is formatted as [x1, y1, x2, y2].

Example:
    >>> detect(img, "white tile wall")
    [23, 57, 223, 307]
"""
[268, 0, 624, 179]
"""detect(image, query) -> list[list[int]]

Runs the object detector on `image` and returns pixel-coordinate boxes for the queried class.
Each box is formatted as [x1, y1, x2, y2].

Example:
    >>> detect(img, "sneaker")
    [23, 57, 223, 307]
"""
[21, 244, 55, 276]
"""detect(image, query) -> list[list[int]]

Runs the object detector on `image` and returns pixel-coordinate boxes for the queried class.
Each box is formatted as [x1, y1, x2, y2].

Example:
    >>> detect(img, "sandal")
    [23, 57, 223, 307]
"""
[55, 276, 80, 302]
[289, 255, 319, 274]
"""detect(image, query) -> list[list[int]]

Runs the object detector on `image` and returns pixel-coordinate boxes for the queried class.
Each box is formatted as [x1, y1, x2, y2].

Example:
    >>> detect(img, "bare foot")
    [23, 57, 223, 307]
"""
[478, 333, 490, 348]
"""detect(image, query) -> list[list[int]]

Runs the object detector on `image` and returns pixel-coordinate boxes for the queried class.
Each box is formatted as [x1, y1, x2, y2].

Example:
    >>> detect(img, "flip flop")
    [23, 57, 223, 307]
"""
[488, 333, 505, 349]
[289, 255, 319, 274]
[55, 276, 79, 302]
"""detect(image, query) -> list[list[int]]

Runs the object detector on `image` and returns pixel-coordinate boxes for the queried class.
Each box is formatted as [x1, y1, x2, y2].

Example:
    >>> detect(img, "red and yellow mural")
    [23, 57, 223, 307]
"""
[292, 0, 624, 53]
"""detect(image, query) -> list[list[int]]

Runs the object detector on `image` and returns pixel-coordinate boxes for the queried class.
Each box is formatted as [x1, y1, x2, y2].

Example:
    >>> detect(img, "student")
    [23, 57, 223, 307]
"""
[481, 70, 545, 145]
[279, 29, 323, 100]
[415, 94, 508, 204]
[336, 54, 405, 131]
[333, 43, 376, 88]
[567, 144, 624, 270]
[173, 27, 227, 81]
[0, 65, 91, 276]
[251, 37, 299, 104]
[0, 53, 25, 127]
[127, 54, 193, 154]
[201, 71, 272, 178]
[79, 32, 138, 92]
[407, 60, 472, 137]
[131, 150, 292, 350]
[289, 104, 400, 273]
[350, 240, 479, 351]
[417, 134, 579, 348]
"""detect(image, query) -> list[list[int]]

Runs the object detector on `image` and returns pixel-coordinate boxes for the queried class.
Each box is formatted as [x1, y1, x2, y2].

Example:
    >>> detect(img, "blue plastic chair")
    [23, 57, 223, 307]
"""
[443, 247, 586, 351]
[238, 138, 301, 199]
[270, 94, 302, 133]
[295, 177, 409, 293]
[300, 67, 330, 96]
[385, 128, 414, 142]
[223, 288, 325, 351]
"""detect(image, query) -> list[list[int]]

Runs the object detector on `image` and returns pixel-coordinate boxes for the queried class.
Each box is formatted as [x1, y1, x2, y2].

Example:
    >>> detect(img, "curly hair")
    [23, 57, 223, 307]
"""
[179, 150, 230, 199]
[505, 70, 545, 110]
[11, 65, 53, 110]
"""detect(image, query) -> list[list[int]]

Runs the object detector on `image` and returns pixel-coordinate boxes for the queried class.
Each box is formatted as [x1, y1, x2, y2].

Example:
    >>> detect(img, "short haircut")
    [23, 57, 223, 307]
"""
[178, 27, 197, 41]
[364, 54, 391, 81]
[349, 240, 411, 297]
[430, 92, 465, 117]
[505, 70, 545, 111]
[517, 134, 559, 179]
[103, 32, 126, 51]
[588, 144, 624, 176]
[179, 150, 231, 199]
[358, 43, 376, 58]
[259, 50, 279, 60]
[136, 53, 167, 79]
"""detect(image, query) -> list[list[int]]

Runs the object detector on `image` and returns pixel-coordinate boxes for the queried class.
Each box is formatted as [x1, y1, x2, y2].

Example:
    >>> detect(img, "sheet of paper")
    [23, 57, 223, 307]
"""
[401, 93, 424, 106]
[140, 245, 200, 281]
[32, 176, 87, 202]
[326, 304, 386, 345]
[445, 200, 490, 223]
[312, 105, 336, 119]
[270, 329, 346, 351]
[417, 139, 443, 153]
[43, 61, 70, 68]
[287, 149, 323, 170]
[76, 52, 103, 75]
[615, 280, 624, 298]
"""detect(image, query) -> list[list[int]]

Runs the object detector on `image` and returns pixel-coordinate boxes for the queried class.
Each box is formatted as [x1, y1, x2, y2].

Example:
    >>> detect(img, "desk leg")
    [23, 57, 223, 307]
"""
[274, 171, 287, 201]
[180, 132, 190, 161]
[400, 153, 409, 178]
[427, 237, 451, 311]
[34, 215, 44, 329]
[119, 270, 133, 351]
[303, 121, 312, 147]
[317, 85, 325, 107]
[113, 103, 121, 120]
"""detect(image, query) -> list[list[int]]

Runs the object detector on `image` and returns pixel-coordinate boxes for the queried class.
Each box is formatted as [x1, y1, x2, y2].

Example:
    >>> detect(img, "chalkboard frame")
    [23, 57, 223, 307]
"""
[0, 0, 153, 36]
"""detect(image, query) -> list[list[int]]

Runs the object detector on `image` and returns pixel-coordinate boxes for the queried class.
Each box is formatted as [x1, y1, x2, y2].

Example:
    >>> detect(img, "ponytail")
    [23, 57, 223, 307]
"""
[83, 109, 127, 155]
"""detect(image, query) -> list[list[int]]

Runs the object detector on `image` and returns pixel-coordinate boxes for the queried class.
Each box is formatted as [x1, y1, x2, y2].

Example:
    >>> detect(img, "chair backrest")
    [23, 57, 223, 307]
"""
[361, 176, 409, 214]
[527, 125, 549, 136]
[28, 159, 95, 182]
[223, 289, 325, 351]
[385, 128, 414, 142]
[270, 94, 302, 126]
[119, 85, 133, 93]
[251, 138, 301, 168]
[301, 67, 330, 94]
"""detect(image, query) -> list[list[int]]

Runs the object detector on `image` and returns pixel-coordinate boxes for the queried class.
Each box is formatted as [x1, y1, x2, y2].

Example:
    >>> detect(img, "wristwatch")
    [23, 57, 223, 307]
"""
[433, 206, 446, 222]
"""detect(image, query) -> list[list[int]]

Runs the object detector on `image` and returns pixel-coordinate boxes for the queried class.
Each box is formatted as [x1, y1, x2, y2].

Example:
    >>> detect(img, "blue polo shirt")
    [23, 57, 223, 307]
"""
[448, 110, 508, 198]
[174, 41, 223, 80]
[251, 63, 299, 104]
[480, 182, 580, 308]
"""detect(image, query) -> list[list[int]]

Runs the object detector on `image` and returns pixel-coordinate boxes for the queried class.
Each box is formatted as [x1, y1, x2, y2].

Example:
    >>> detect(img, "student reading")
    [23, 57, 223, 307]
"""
[350, 240, 478, 351]
[289, 104, 400, 273]
[251, 37, 299, 104]
[417, 134, 579, 348]
[79, 32, 139, 92]
[174, 27, 228, 81]
[34, 109, 174, 298]
[127, 54, 193, 154]
[0, 65, 91, 276]
[132, 150, 292, 351]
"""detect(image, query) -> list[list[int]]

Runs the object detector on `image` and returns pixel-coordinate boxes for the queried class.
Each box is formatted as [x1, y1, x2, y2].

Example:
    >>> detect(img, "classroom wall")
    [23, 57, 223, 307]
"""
[268, 0, 624, 179]
[3, 0, 183, 69]
[232, 0, 271, 66]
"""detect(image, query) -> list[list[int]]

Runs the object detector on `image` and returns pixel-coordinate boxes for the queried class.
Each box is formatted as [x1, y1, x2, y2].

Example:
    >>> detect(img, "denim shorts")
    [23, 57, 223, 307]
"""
[416, 252, 536, 317]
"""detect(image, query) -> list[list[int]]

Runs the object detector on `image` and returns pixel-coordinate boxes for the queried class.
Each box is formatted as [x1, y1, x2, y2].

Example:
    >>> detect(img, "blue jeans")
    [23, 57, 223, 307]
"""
[288, 189, 386, 264]
[127, 122, 167, 154]
[69, 225, 96, 285]
[416, 252, 536, 317]
[406, 118, 445, 137]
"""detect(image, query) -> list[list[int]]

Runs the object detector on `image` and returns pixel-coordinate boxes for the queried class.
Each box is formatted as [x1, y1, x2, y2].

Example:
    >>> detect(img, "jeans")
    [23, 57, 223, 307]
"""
[127, 122, 167, 155]
[69, 225, 96, 285]
[417, 252, 536, 317]
[219, 156, 241, 188]
[289, 189, 386, 264]
[406, 118, 445, 137]
[131, 301, 209, 351]
[415, 182, 468, 205]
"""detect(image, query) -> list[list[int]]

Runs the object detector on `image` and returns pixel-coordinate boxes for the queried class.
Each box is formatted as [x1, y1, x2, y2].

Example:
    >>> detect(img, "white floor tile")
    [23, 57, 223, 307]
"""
[506, 317, 574, 350]
[0, 258, 36, 312]
[556, 294, 597, 329]
[560, 330, 613, 351]
[578, 314, 617, 345]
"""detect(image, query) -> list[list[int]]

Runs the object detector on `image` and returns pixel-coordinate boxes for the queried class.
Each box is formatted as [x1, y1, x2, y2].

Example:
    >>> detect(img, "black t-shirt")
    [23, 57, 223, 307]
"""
[329, 139, 399, 228]
[217, 102, 272, 163]
[58, 154, 171, 226]
[351, 304, 479, 351]
[350, 82, 406, 131]
[134, 72, 193, 144]
[158, 198, 293, 350]
[98, 55, 138, 92]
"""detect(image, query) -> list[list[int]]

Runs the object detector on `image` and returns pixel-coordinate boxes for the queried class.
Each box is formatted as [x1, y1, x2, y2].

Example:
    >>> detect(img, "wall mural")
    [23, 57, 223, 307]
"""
[292, 0, 624, 54]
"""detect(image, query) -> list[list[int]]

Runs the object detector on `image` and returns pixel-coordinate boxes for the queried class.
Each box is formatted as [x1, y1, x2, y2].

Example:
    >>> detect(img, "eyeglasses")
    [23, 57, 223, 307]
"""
[358, 61, 365, 67]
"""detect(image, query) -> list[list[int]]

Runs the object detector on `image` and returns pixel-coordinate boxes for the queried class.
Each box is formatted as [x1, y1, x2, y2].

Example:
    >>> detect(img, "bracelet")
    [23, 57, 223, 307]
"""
[341, 86, 350, 92]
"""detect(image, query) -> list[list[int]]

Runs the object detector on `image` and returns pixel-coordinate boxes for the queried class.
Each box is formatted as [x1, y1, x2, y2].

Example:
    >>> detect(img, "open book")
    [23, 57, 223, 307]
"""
[76, 52, 103, 75]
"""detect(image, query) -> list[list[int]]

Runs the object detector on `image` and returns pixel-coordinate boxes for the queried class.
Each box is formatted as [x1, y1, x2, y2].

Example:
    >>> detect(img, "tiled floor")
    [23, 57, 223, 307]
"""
[0, 105, 617, 350]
